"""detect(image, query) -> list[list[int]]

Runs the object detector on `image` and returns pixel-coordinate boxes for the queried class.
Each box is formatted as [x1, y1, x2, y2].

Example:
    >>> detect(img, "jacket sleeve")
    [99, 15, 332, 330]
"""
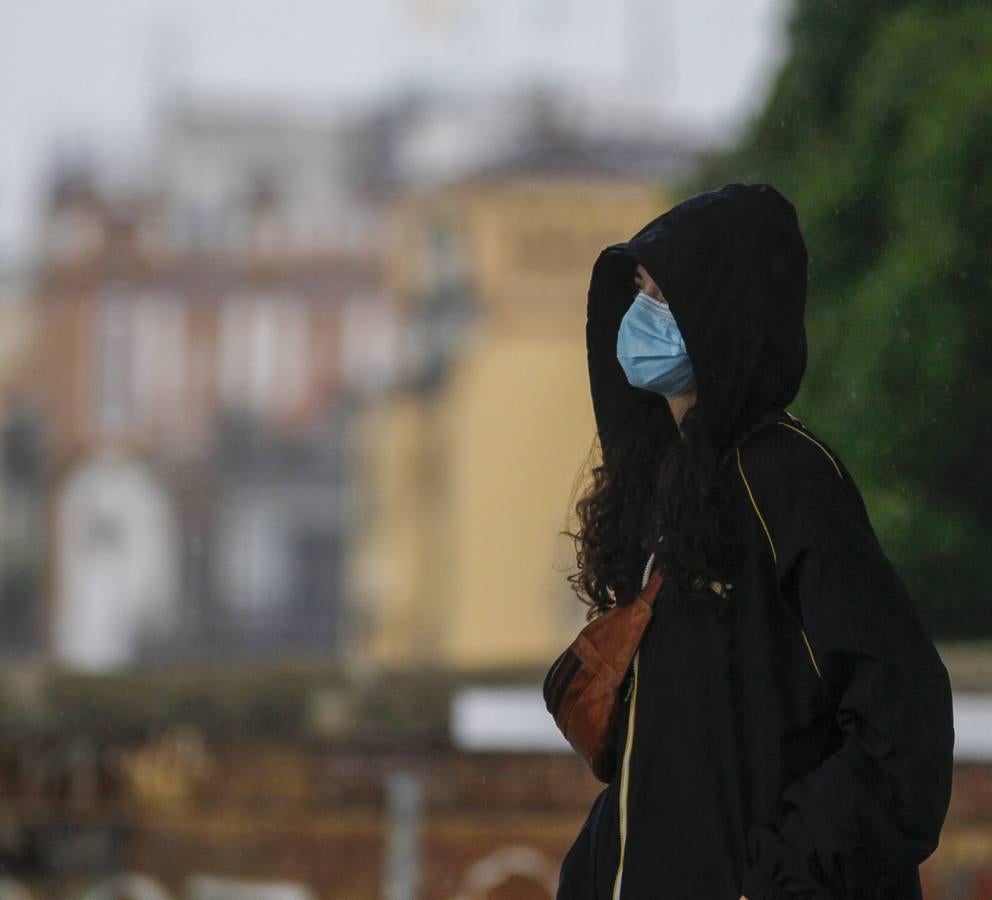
[739, 432, 955, 900]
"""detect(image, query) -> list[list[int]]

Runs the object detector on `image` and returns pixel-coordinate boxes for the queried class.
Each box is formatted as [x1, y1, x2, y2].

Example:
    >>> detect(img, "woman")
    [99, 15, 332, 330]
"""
[556, 183, 954, 899]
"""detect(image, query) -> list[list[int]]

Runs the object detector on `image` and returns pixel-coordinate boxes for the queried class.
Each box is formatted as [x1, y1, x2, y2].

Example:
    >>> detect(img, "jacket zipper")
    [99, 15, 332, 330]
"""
[611, 548, 656, 898]
[736, 442, 825, 682]
[612, 648, 639, 899]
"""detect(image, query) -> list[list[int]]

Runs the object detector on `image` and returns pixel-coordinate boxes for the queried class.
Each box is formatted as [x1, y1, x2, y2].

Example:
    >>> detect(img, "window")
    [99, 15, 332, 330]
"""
[92, 289, 134, 434]
[218, 293, 310, 416]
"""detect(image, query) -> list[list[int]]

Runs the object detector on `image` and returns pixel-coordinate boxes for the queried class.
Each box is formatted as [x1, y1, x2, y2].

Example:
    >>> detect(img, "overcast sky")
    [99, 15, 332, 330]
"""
[1, 0, 789, 265]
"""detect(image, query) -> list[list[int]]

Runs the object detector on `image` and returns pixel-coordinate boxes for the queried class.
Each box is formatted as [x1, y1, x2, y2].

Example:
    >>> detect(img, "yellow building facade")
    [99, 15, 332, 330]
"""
[350, 174, 670, 672]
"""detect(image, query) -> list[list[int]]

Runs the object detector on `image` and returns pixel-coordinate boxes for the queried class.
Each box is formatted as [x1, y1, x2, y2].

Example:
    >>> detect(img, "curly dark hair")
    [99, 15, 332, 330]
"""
[562, 401, 736, 622]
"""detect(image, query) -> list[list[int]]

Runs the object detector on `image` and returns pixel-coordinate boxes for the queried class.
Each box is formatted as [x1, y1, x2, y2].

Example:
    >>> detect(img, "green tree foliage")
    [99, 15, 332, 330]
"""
[681, 2, 992, 636]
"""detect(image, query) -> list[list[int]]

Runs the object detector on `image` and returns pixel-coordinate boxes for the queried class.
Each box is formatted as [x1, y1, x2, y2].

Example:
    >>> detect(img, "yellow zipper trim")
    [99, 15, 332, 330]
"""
[735, 444, 823, 681]
[776, 421, 842, 678]
[800, 627, 823, 679]
[611, 648, 640, 900]
[736, 446, 777, 565]
[775, 421, 844, 480]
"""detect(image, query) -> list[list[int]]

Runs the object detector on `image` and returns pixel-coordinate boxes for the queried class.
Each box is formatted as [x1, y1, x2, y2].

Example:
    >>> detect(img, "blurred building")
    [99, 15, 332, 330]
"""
[349, 122, 693, 671]
[7, 102, 402, 671]
[1, 85, 702, 674]
[0, 268, 45, 662]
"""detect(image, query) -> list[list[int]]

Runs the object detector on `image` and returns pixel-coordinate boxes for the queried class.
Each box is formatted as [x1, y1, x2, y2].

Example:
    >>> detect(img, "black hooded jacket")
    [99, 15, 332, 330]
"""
[556, 183, 954, 899]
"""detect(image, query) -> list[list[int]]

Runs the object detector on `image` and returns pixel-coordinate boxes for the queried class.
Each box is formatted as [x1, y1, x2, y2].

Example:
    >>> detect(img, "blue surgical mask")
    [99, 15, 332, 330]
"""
[616, 291, 696, 397]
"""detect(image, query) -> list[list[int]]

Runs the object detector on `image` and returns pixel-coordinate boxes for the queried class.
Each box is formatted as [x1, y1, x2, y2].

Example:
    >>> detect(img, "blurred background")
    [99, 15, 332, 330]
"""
[0, 0, 989, 897]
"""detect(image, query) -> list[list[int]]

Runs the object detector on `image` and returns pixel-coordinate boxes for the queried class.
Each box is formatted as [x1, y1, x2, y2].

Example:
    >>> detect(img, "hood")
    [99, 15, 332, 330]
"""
[586, 181, 808, 471]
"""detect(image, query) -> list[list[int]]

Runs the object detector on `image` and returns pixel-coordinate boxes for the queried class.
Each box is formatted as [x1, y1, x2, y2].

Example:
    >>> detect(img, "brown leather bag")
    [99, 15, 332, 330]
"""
[542, 560, 665, 783]
[543, 407, 791, 783]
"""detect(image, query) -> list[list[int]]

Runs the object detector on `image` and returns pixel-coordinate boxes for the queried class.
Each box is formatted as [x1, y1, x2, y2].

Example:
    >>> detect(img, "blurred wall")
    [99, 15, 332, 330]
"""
[351, 175, 667, 671]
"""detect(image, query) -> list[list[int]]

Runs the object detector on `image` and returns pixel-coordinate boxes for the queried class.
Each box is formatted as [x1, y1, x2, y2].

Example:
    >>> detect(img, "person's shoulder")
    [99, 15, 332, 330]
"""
[736, 413, 855, 496]
[735, 415, 889, 563]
